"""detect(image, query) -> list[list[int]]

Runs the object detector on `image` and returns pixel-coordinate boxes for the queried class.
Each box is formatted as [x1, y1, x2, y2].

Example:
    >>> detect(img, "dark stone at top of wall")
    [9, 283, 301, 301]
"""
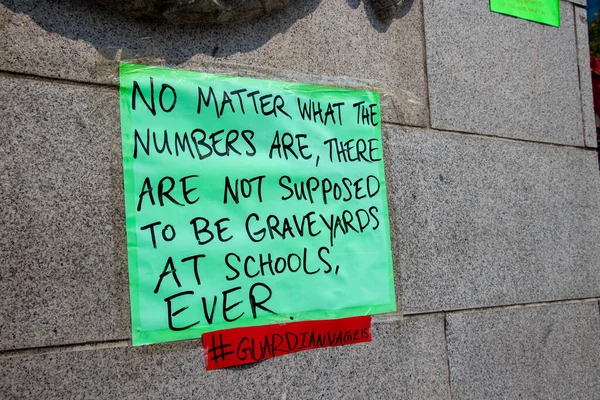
[92, 0, 410, 25]
[94, 0, 290, 25]
[0, 0, 428, 127]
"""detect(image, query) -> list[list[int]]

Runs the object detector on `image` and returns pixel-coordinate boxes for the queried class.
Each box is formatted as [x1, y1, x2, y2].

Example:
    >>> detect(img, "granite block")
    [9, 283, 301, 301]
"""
[424, 0, 584, 146]
[575, 6, 598, 148]
[385, 126, 600, 313]
[0, 315, 450, 399]
[0, 0, 428, 127]
[446, 301, 600, 399]
[0, 76, 129, 350]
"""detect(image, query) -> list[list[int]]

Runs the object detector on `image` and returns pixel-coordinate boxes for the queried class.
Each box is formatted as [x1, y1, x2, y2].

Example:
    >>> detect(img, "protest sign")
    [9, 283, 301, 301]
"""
[119, 63, 395, 346]
[490, 0, 559, 27]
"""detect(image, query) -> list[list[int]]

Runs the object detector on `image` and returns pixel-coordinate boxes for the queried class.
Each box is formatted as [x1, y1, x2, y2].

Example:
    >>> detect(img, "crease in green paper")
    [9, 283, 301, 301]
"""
[490, 0, 559, 27]
[119, 62, 396, 346]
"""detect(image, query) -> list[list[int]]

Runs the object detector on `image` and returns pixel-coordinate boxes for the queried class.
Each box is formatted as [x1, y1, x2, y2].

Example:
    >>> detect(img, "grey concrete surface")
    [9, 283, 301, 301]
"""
[0, 315, 450, 399]
[385, 126, 600, 314]
[424, 0, 585, 146]
[446, 301, 600, 399]
[0, 76, 130, 350]
[575, 6, 598, 148]
[0, 0, 428, 127]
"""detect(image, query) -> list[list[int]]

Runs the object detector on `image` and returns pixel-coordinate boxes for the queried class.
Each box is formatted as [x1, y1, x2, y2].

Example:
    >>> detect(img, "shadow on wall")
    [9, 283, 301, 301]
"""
[0, 0, 413, 63]
[347, 0, 415, 29]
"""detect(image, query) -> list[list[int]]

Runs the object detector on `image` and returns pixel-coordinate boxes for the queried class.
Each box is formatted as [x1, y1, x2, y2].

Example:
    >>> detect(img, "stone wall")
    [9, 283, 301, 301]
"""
[1, 0, 599, 398]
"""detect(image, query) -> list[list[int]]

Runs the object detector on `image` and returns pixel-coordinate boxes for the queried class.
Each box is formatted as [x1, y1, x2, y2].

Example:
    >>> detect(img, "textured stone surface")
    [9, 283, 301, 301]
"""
[0, 0, 427, 126]
[446, 301, 600, 399]
[424, 0, 584, 145]
[575, 6, 598, 148]
[0, 76, 129, 350]
[385, 126, 600, 314]
[0, 316, 450, 399]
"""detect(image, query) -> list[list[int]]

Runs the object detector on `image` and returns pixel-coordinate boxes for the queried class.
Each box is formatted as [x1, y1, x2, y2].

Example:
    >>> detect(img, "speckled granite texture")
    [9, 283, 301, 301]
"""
[575, 6, 598, 148]
[386, 126, 600, 314]
[424, 0, 585, 146]
[0, 76, 129, 350]
[1, 0, 599, 397]
[0, 317, 450, 399]
[447, 301, 600, 399]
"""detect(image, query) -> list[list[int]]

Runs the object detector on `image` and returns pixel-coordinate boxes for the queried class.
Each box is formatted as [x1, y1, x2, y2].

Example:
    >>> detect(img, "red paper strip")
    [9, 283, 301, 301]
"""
[202, 316, 372, 370]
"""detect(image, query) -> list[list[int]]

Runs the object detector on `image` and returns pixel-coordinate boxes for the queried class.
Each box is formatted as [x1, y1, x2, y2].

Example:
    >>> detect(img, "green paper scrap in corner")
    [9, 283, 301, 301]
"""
[490, 0, 559, 27]
[119, 63, 396, 346]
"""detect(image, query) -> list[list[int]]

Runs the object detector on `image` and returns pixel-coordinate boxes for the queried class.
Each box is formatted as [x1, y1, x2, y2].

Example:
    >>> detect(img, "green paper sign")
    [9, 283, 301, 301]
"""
[119, 63, 396, 346]
[490, 0, 559, 27]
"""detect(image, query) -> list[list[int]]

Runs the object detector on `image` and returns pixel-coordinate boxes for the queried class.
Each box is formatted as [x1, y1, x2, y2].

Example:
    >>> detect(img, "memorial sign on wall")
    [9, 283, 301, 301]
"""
[490, 0, 560, 26]
[119, 63, 395, 346]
